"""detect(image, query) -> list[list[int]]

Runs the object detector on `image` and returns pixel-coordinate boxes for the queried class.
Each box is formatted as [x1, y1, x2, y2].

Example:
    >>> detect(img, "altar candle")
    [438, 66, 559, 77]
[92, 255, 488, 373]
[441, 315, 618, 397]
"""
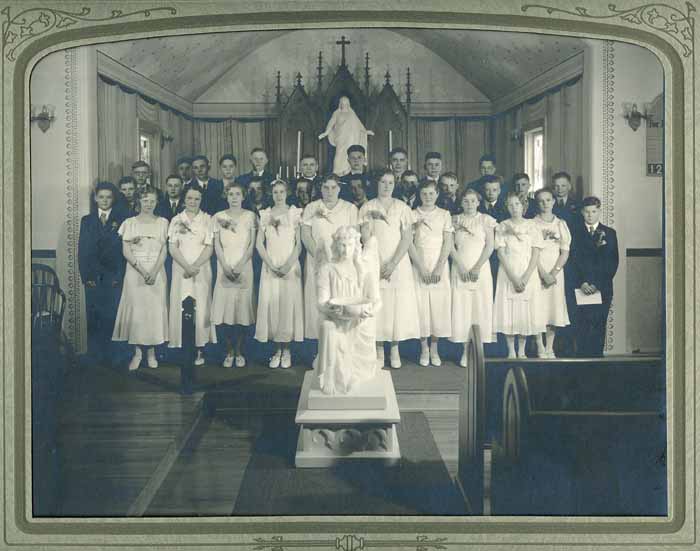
[294, 165, 297, 177]
[286, 165, 289, 179]
[296, 130, 302, 171]
[389, 130, 393, 153]
[278, 165, 281, 178]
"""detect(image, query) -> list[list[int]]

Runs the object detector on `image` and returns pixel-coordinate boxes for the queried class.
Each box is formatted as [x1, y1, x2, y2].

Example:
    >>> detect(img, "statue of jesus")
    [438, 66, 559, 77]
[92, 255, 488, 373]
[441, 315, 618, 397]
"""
[318, 96, 374, 176]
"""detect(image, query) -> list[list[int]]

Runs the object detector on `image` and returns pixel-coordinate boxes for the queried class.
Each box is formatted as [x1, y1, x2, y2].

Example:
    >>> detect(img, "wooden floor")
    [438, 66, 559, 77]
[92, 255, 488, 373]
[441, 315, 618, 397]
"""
[48, 362, 460, 517]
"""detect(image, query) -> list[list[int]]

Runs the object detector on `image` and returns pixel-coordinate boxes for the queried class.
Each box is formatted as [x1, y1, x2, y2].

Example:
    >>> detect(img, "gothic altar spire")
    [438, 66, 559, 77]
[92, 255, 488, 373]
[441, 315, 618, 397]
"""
[316, 50, 323, 93]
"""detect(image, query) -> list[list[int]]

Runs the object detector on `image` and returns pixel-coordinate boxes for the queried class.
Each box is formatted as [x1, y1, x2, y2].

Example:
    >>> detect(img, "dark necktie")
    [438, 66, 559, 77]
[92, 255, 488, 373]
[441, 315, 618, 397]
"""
[100, 212, 107, 226]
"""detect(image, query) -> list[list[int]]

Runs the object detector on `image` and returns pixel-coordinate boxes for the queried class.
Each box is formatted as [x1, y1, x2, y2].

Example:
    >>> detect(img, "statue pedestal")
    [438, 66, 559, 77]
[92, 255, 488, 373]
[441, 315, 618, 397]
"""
[294, 371, 401, 468]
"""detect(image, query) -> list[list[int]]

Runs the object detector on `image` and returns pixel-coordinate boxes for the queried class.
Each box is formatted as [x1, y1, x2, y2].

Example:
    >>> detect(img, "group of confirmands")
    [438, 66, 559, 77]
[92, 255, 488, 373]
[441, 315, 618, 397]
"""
[79, 145, 618, 373]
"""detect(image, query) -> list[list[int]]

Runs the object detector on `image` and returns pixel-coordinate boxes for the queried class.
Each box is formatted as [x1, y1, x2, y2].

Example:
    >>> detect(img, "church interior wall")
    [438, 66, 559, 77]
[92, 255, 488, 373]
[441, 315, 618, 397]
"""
[30, 37, 665, 355]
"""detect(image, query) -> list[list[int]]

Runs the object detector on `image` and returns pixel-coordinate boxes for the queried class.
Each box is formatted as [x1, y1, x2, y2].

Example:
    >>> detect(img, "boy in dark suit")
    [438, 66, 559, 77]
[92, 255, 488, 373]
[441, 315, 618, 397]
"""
[390, 146, 410, 183]
[116, 176, 138, 218]
[551, 171, 581, 228]
[155, 174, 184, 221]
[512, 172, 539, 219]
[466, 153, 498, 197]
[339, 145, 370, 202]
[187, 155, 225, 215]
[78, 182, 126, 366]
[420, 151, 443, 185]
[570, 196, 619, 357]
[477, 175, 508, 222]
[235, 148, 275, 189]
[437, 171, 459, 214]
[291, 154, 322, 203]
[176, 156, 192, 187]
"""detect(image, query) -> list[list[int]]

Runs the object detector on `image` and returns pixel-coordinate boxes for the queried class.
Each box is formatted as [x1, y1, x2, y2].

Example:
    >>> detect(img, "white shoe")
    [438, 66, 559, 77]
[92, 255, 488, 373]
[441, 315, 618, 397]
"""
[459, 352, 467, 368]
[376, 346, 385, 368]
[419, 349, 430, 367]
[537, 347, 546, 359]
[146, 349, 158, 368]
[547, 350, 556, 359]
[235, 355, 246, 368]
[128, 349, 142, 371]
[390, 346, 401, 369]
[517, 350, 527, 359]
[194, 352, 205, 366]
[269, 351, 281, 369]
[280, 349, 291, 369]
[430, 348, 442, 367]
[222, 354, 234, 368]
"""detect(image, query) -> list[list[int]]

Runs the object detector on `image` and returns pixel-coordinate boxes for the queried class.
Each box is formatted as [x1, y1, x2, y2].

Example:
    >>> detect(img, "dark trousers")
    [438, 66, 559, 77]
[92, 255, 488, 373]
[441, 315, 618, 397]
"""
[84, 276, 121, 364]
[575, 298, 612, 357]
[555, 266, 578, 357]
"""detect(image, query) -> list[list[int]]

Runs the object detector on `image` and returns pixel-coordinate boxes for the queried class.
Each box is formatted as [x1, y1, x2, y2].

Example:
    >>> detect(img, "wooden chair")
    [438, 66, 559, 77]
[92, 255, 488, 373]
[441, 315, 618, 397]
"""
[31, 263, 71, 360]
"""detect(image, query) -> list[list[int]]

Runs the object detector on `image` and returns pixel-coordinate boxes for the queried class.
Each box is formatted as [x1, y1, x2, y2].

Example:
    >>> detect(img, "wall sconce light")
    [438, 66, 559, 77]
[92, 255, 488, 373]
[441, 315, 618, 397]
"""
[622, 102, 650, 131]
[160, 132, 174, 149]
[30, 104, 56, 133]
[510, 128, 524, 146]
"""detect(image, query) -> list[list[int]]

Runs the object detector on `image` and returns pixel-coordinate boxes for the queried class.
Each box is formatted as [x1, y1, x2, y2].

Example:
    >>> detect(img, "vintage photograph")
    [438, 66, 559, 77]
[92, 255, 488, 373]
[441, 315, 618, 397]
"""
[30, 26, 666, 518]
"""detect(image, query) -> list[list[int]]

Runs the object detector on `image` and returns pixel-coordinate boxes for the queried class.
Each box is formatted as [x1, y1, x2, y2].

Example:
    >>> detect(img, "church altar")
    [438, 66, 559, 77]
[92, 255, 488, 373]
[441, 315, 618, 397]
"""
[270, 35, 412, 177]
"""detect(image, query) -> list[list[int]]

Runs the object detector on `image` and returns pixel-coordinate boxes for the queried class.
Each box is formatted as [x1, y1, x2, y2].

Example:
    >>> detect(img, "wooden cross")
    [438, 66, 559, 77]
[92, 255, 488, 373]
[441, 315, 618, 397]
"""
[336, 35, 351, 66]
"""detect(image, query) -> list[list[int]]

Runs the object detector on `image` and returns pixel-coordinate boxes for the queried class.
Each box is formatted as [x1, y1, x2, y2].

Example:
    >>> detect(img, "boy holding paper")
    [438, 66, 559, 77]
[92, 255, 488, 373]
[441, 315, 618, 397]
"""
[570, 196, 619, 357]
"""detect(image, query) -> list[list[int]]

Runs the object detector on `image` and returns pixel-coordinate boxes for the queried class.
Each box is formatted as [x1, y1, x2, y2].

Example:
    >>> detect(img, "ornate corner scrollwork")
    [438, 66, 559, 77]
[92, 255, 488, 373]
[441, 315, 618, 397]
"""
[252, 534, 449, 551]
[522, 2, 695, 57]
[1, 6, 177, 61]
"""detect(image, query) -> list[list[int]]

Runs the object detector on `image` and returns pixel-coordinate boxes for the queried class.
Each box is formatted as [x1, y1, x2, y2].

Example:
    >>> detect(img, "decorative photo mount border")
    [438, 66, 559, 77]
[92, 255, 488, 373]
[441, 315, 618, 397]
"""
[2, 1, 694, 549]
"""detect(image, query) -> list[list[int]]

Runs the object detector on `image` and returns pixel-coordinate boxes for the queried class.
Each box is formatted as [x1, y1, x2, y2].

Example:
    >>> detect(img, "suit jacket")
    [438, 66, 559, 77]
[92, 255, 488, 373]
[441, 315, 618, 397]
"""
[291, 175, 323, 203]
[436, 192, 459, 215]
[478, 199, 508, 222]
[552, 196, 581, 229]
[339, 172, 371, 202]
[78, 210, 126, 283]
[234, 170, 275, 189]
[522, 197, 539, 219]
[186, 178, 225, 215]
[155, 196, 184, 221]
[570, 222, 619, 302]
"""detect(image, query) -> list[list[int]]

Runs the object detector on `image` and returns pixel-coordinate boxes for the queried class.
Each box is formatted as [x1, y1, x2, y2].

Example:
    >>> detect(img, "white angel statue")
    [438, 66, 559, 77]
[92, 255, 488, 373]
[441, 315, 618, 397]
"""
[313, 225, 382, 395]
[318, 96, 374, 176]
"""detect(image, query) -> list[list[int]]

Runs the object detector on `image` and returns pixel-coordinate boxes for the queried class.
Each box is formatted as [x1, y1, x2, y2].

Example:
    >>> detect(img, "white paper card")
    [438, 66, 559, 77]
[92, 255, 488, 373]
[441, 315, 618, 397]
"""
[575, 289, 603, 305]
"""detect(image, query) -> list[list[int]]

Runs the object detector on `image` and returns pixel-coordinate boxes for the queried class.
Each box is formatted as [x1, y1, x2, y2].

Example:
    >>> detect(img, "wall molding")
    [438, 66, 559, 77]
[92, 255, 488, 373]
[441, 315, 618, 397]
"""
[491, 52, 584, 114]
[96, 50, 194, 117]
[409, 101, 492, 118]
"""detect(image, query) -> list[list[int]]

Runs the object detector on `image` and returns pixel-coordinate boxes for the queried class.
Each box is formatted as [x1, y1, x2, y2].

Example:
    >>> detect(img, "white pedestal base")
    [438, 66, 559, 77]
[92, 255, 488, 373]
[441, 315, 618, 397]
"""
[295, 371, 401, 468]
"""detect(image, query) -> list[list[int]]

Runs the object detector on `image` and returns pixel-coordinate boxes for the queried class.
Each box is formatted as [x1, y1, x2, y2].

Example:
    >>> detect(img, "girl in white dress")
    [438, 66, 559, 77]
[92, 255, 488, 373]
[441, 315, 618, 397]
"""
[211, 182, 257, 368]
[301, 175, 359, 341]
[113, 186, 169, 371]
[255, 180, 304, 369]
[359, 170, 420, 369]
[449, 188, 496, 367]
[533, 188, 571, 358]
[408, 180, 454, 367]
[493, 192, 545, 358]
[167, 184, 216, 364]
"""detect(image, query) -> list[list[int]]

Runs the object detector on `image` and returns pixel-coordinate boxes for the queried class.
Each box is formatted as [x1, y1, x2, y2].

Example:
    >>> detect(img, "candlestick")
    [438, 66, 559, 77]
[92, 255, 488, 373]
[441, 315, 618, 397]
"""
[389, 130, 393, 153]
[294, 165, 297, 178]
[286, 165, 289, 179]
[296, 130, 302, 173]
[278, 165, 281, 178]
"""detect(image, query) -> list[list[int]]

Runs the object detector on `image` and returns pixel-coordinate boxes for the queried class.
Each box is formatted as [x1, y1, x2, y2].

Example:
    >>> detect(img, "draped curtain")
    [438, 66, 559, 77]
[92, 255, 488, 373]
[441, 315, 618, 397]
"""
[193, 119, 268, 179]
[491, 77, 583, 197]
[414, 118, 489, 184]
[98, 77, 194, 188]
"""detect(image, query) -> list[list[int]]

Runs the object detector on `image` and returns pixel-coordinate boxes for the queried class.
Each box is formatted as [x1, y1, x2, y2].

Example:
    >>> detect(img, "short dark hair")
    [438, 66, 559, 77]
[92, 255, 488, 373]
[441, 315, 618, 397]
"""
[512, 172, 530, 183]
[424, 151, 442, 162]
[534, 187, 554, 202]
[182, 182, 204, 197]
[481, 174, 503, 186]
[582, 196, 602, 209]
[176, 156, 192, 167]
[552, 171, 572, 183]
[418, 179, 439, 193]
[94, 181, 117, 195]
[250, 147, 267, 156]
[347, 144, 366, 156]
[118, 176, 135, 186]
[439, 171, 458, 183]
[390, 147, 408, 158]
[248, 176, 265, 187]
[131, 160, 150, 171]
[219, 153, 237, 166]
[300, 153, 317, 163]
[164, 174, 183, 184]
[479, 153, 496, 166]
[224, 180, 247, 197]
[191, 154, 210, 165]
[401, 170, 419, 181]
[136, 184, 159, 202]
[504, 191, 523, 205]
[321, 173, 343, 187]
[457, 186, 482, 206]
